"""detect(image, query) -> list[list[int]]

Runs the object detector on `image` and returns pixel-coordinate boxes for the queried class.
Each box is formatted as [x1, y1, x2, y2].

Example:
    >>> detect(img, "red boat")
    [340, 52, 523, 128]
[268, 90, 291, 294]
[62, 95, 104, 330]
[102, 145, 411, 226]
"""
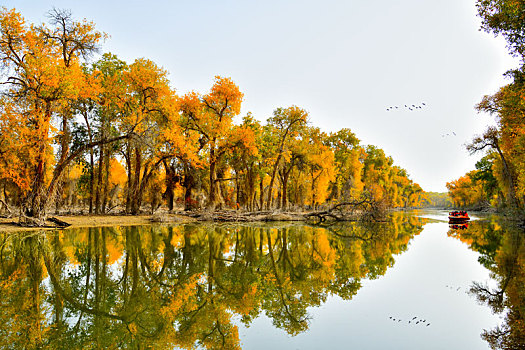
[448, 211, 470, 222]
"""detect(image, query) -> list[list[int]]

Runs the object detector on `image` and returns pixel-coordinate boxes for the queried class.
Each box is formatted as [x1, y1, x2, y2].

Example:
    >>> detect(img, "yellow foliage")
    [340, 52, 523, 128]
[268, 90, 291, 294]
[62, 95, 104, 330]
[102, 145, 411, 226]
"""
[109, 158, 127, 188]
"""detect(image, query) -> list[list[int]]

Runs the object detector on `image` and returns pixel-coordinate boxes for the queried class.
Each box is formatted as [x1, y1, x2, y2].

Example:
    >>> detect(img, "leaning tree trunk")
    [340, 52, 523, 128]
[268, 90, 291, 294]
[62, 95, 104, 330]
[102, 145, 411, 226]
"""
[25, 103, 53, 223]
[280, 159, 294, 211]
[495, 145, 520, 208]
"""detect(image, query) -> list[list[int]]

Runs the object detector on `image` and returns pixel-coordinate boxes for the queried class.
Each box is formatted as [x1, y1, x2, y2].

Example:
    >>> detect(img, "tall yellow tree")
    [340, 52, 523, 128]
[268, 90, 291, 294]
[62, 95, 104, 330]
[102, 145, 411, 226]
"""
[325, 128, 365, 201]
[264, 106, 308, 209]
[118, 58, 195, 214]
[0, 8, 106, 223]
[180, 76, 254, 210]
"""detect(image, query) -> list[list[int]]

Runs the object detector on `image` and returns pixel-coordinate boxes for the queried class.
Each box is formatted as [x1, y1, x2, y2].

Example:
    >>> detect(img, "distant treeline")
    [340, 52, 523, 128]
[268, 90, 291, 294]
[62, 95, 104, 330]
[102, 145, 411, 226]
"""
[0, 8, 426, 221]
[422, 192, 452, 208]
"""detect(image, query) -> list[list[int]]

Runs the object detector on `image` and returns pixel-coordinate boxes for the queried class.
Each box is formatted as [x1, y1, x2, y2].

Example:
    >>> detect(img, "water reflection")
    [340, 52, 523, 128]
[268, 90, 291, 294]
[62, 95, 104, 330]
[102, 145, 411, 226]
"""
[448, 218, 525, 349]
[0, 214, 426, 349]
[449, 222, 469, 230]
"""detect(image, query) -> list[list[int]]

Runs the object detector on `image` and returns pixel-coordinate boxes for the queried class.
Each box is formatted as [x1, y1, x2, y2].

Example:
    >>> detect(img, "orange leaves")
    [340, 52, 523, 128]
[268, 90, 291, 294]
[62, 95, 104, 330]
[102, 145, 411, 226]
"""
[203, 76, 244, 118]
[0, 8, 428, 213]
[125, 58, 171, 98]
[160, 274, 200, 320]
[0, 98, 52, 193]
[163, 122, 201, 164]
[0, 8, 28, 68]
[179, 91, 203, 120]
[182, 76, 244, 142]
[304, 134, 337, 205]
[109, 158, 127, 188]
[312, 231, 336, 268]
[0, 8, 26, 36]
[178, 76, 246, 208]
[446, 171, 484, 207]
[0, 8, 105, 201]
[227, 125, 258, 157]
[120, 58, 175, 131]
[0, 8, 103, 103]
[267, 106, 308, 139]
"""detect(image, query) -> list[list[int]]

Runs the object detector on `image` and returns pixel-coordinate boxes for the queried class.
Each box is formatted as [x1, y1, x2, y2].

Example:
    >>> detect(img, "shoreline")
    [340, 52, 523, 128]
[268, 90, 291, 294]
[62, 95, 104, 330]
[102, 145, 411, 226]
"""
[0, 211, 310, 233]
[1, 208, 519, 233]
[0, 210, 346, 233]
[0, 214, 170, 233]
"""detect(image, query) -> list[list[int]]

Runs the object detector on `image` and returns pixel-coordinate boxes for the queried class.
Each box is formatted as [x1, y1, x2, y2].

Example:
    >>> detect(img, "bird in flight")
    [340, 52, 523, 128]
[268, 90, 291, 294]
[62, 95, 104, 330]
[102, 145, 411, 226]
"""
[386, 102, 428, 112]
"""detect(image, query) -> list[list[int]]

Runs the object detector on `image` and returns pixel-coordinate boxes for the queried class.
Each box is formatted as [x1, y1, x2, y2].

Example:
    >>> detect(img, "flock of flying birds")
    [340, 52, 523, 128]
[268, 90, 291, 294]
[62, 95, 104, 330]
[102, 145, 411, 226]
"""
[384, 102, 459, 139]
[387, 285, 467, 327]
[385, 102, 427, 112]
[388, 316, 430, 327]
[445, 284, 463, 292]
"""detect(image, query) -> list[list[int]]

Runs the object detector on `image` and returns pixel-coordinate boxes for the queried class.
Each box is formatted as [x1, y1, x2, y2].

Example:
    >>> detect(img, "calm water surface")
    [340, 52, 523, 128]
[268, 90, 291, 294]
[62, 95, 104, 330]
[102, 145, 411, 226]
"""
[0, 210, 522, 349]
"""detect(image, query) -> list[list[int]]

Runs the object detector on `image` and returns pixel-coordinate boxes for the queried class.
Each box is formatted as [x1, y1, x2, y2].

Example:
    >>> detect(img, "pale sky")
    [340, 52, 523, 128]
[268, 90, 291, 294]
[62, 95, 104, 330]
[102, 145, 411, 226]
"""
[3, 0, 519, 192]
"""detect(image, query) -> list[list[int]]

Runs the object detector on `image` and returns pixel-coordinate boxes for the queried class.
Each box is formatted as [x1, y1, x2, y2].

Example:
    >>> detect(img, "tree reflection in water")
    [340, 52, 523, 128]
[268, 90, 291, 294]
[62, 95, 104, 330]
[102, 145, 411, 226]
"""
[0, 213, 425, 349]
[448, 219, 525, 350]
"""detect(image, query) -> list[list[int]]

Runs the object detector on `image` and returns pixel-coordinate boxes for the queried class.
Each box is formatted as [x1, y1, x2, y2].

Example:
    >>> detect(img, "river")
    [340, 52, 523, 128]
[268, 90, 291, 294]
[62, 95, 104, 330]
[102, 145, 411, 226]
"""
[0, 210, 522, 349]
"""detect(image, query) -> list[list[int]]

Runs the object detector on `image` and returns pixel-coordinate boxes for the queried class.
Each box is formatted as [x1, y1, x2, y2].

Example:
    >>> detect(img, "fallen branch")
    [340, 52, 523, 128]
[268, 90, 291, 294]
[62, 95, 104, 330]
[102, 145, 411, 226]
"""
[15, 211, 72, 229]
[305, 196, 374, 223]
[48, 217, 72, 228]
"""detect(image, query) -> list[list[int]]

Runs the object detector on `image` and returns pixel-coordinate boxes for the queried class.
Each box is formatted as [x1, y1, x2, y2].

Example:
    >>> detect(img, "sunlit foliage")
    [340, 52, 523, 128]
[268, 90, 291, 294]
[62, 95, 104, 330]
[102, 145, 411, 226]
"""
[0, 8, 425, 219]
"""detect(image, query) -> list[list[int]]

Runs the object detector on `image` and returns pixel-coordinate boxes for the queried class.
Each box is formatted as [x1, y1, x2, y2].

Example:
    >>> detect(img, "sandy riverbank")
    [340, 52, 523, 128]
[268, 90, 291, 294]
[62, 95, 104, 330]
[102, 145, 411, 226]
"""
[0, 209, 316, 232]
[0, 208, 373, 233]
[0, 214, 197, 233]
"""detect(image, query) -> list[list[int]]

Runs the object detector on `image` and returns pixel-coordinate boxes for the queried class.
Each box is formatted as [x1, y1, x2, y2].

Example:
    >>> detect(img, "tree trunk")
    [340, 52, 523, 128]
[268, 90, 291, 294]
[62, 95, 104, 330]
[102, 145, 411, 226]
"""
[259, 175, 264, 211]
[266, 154, 282, 210]
[236, 173, 240, 209]
[207, 144, 221, 210]
[163, 161, 175, 211]
[183, 163, 196, 210]
[282, 174, 289, 210]
[83, 113, 94, 214]
[124, 144, 132, 214]
[94, 144, 104, 214]
[25, 103, 52, 221]
[280, 160, 294, 211]
[102, 150, 110, 213]
[495, 145, 520, 208]
[246, 168, 255, 211]
[130, 147, 142, 214]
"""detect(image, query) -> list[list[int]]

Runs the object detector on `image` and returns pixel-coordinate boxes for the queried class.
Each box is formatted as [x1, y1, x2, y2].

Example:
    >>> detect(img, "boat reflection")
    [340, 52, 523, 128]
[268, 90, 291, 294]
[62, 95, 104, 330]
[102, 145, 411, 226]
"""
[449, 222, 469, 230]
